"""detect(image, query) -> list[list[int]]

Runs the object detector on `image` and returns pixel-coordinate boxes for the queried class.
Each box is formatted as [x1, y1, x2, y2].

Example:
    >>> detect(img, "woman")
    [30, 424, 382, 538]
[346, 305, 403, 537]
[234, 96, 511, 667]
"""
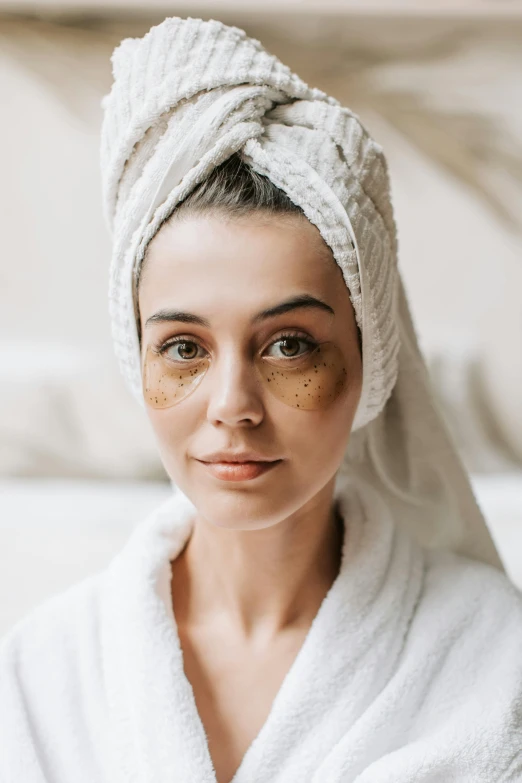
[1, 16, 521, 783]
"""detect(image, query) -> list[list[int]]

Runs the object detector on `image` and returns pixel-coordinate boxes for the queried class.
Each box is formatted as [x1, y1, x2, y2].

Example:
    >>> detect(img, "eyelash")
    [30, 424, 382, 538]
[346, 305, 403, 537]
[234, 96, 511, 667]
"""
[156, 331, 318, 362]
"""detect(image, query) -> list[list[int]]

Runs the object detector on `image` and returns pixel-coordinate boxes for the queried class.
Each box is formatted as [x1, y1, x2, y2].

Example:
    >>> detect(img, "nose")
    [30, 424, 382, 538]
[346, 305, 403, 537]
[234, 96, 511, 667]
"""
[206, 348, 264, 428]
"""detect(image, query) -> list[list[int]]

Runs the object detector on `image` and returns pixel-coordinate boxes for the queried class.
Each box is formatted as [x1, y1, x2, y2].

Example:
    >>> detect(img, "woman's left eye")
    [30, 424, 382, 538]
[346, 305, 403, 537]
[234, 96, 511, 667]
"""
[265, 336, 315, 359]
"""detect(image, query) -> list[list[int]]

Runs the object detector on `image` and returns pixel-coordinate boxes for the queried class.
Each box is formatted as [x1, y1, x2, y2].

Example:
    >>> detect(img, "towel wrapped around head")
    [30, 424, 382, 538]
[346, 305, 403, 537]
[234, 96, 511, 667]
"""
[100, 16, 502, 569]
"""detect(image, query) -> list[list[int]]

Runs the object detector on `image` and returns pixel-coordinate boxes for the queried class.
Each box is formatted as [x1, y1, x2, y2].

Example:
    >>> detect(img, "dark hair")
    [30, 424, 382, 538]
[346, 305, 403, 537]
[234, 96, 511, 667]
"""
[137, 152, 306, 294]
[173, 152, 305, 219]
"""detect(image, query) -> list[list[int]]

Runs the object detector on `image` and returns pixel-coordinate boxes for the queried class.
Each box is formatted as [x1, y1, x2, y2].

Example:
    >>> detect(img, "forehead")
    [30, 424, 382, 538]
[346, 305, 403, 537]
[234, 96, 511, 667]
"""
[139, 213, 345, 316]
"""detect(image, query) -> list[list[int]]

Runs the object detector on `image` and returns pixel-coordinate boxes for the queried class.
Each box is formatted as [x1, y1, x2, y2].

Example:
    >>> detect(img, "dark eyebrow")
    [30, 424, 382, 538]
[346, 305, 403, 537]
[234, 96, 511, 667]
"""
[144, 294, 334, 329]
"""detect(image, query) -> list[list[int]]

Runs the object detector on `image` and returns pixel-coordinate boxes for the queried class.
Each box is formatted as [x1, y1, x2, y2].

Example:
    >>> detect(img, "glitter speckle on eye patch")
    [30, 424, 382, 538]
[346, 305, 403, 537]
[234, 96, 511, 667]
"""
[257, 343, 347, 410]
[142, 345, 209, 408]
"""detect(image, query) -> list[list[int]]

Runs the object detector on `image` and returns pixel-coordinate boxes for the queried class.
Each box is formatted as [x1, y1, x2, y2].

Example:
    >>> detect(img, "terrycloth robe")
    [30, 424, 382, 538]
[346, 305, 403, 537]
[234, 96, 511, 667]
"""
[1, 476, 521, 783]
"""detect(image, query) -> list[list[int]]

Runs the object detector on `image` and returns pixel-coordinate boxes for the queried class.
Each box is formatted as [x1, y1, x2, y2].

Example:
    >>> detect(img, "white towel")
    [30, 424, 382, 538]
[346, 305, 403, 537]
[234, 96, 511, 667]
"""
[1, 475, 521, 782]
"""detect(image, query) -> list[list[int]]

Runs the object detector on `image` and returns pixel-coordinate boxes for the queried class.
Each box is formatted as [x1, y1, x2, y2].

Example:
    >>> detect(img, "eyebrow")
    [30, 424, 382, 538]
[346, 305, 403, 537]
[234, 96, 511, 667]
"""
[144, 294, 335, 329]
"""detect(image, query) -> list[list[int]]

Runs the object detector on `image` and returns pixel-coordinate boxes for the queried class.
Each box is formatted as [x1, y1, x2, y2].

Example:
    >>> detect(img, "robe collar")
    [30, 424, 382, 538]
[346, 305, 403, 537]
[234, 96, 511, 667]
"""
[100, 476, 425, 783]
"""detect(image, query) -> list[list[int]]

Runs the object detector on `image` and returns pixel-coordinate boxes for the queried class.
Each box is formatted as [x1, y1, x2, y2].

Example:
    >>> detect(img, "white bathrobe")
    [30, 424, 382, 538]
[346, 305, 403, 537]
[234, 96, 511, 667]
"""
[1, 476, 521, 783]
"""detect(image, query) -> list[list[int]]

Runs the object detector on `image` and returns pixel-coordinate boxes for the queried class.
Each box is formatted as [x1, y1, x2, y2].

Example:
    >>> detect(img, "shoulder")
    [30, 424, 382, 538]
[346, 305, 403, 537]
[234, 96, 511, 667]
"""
[0, 570, 107, 727]
[418, 549, 522, 714]
[0, 572, 106, 783]
[0, 569, 105, 668]
[397, 549, 522, 777]
[420, 547, 522, 656]
[0, 571, 110, 779]
[415, 548, 522, 705]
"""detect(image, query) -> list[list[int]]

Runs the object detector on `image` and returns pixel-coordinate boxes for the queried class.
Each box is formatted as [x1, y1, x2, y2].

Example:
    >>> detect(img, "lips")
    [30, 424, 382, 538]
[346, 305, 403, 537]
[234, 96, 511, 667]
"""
[198, 450, 280, 463]
[197, 459, 282, 482]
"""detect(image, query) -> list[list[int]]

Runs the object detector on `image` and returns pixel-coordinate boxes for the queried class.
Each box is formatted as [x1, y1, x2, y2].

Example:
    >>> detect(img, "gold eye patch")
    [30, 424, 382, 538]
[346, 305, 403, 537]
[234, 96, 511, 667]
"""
[143, 345, 210, 408]
[143, 341, 347, 411]
[257, 342, 347, 410]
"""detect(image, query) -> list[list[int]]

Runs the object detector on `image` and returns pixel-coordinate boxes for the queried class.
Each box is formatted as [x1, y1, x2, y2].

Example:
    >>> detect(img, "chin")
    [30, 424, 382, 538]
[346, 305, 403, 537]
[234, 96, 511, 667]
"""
[172, 483, 288, 530]
[186, 480, 308, 532]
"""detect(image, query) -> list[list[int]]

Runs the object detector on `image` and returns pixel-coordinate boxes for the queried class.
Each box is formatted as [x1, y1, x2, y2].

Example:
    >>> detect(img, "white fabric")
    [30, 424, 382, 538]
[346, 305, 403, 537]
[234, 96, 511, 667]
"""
[99, 16, 502, 569]
[1, 475, 521, 782]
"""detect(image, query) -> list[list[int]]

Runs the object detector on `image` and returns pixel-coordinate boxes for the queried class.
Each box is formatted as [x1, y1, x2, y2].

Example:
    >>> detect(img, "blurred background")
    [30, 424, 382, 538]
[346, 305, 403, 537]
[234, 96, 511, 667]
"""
[1, 0, 522, 637]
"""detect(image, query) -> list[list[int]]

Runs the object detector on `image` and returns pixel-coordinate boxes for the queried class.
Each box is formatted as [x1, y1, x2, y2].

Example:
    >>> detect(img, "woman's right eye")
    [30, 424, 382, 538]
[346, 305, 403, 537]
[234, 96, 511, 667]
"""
[163, 340, 206, 362]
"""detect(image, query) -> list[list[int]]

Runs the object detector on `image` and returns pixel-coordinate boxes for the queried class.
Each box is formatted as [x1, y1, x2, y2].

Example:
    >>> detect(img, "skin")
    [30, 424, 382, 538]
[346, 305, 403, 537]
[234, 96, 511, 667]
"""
[138, 211, 362, 783]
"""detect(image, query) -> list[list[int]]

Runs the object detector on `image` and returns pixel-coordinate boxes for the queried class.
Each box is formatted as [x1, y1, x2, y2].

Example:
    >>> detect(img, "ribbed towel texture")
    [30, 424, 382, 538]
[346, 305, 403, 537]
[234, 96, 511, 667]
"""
[100, 16, 502, 568]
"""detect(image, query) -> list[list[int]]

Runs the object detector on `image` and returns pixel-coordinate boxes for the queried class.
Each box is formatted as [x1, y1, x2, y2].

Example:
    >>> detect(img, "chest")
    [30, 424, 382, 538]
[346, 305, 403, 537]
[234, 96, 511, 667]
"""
[177, 624, 310, 783]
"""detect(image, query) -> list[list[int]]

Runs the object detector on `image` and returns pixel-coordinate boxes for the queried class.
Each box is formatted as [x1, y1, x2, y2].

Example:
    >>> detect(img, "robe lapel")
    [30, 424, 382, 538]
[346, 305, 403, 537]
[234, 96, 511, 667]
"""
[100, 478, 424, 783]
[230, 480, 425, 783]
[101, 489, 217, 783]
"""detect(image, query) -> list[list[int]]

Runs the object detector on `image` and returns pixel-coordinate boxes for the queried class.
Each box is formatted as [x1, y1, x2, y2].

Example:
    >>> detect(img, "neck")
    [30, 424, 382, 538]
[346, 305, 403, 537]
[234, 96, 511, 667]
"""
[170, 478, 345, 641]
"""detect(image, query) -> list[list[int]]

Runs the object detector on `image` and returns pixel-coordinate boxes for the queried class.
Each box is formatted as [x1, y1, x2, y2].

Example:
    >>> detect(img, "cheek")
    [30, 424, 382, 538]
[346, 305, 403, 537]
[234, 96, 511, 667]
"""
[272, 375, 360, 475]
[145, 404, 198, 478]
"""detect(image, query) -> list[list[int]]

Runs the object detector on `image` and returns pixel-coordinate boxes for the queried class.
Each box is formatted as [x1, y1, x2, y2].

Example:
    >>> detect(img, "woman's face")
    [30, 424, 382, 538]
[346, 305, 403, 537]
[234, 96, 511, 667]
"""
[138, 212, 362, 530]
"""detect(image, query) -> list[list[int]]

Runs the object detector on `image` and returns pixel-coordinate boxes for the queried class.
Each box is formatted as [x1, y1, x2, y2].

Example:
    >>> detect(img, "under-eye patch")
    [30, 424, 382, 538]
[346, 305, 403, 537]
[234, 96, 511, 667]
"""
[256, 342, 347, 410]
[143, 341, 347, 411]
[143, 345, 210, 408]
